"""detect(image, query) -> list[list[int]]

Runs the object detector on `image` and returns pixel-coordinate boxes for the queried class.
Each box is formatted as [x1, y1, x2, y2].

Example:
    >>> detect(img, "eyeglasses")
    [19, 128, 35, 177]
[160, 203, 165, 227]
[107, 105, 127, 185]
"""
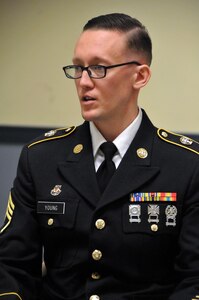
[63, 60, 141, 79]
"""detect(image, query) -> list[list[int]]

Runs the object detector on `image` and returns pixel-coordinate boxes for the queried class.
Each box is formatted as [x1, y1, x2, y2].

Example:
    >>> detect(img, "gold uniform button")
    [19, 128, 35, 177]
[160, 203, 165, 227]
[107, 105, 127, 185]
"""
[161, 131, 168, 138]
[92, 250, 102, 261]
[89, 295, 100, 300]
[91, 272, 101, 280]
[48, 218, 54, 226]
[73, 144, 83, 154]
[151, 224, 158, 232]
[137, 148, 148, 159]
[95, 219, 105, 230]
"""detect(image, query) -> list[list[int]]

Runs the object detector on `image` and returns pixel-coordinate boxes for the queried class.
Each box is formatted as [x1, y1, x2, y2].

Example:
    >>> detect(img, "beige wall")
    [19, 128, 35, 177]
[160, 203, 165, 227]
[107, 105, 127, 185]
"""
[0, 0, 198, 133]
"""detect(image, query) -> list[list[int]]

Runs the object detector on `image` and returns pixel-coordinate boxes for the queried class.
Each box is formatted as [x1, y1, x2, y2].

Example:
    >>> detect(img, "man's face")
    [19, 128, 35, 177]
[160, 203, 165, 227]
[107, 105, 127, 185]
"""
[73, 29, 140, 128]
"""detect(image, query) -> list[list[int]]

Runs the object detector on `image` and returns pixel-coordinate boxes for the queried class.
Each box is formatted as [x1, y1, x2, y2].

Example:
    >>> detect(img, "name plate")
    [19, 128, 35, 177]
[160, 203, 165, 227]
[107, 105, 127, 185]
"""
[37, 201, 65, 214]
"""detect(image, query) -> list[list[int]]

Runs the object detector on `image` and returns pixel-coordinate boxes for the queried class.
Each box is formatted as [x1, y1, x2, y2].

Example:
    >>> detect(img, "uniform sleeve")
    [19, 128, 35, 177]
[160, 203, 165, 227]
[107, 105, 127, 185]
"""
[169, 160, 199, 300]
[0, 145, 43, 300]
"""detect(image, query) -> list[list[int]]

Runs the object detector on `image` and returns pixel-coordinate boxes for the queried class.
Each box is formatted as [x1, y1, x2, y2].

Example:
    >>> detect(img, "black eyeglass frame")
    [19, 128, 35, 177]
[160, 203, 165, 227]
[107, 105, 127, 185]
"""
[63, 60, 141, 79]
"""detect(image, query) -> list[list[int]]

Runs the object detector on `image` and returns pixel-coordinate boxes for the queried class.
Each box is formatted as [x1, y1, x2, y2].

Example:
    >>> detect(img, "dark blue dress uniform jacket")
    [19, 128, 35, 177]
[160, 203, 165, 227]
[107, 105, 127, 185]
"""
[0, 110, 199, 300]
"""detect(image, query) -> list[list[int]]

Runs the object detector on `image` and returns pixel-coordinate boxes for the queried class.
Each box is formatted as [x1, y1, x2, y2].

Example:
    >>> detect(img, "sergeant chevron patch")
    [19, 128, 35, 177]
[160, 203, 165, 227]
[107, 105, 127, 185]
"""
[0, 193, 15, 234]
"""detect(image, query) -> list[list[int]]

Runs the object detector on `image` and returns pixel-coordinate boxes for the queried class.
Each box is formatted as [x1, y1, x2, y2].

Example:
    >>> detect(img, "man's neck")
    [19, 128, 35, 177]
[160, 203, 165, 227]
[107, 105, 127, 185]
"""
[93, 109, 140, 141]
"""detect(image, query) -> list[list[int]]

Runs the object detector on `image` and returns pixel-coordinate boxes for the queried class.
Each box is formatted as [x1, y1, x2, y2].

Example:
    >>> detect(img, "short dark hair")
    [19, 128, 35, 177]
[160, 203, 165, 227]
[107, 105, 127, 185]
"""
[83, 13, 152, 65]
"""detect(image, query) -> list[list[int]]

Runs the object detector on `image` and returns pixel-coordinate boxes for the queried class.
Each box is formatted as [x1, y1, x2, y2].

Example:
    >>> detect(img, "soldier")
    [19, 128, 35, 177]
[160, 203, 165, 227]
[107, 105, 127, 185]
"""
[0, 13, 199, 300]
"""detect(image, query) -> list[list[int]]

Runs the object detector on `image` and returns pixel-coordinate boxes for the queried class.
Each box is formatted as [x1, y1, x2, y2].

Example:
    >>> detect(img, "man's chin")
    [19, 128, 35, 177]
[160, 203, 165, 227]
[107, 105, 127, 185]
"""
[81, 112, 99, 122]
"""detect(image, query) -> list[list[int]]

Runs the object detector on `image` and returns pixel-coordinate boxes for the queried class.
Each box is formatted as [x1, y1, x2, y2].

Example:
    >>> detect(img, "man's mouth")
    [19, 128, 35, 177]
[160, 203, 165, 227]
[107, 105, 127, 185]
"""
[82, 96, 95, 101]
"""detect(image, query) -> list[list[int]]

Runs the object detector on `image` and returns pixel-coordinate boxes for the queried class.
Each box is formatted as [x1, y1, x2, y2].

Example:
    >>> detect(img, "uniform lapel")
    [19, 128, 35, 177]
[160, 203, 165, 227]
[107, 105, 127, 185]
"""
[58, 122, 101, 207]
[98, 111, 160, 208]
[58, 111, 160, 209]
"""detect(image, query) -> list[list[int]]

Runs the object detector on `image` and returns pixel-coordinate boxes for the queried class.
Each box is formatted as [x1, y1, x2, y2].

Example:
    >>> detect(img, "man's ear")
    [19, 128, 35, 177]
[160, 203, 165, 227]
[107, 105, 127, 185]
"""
[133, 64, 151, 90]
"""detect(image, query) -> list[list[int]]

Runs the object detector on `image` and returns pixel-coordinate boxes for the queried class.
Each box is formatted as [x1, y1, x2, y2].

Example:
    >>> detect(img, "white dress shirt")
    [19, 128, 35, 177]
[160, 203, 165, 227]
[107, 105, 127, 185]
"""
[89, 108, 143, 171]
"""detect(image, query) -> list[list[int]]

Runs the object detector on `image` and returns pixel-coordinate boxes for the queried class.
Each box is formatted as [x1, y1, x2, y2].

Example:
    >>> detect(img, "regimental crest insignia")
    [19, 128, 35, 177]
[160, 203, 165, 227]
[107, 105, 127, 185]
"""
[50, 185, 62, 196]
[129, 204, 141, 223]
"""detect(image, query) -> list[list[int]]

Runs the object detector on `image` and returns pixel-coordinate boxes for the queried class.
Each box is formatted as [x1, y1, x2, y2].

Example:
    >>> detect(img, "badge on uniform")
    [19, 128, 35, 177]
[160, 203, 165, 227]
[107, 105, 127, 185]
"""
[165, 205, 177, 226]
[51, 185, 62, 196]
[148, 204, 160, 223]
[129, 204, 141, 223]
[128, 192, 178, 227]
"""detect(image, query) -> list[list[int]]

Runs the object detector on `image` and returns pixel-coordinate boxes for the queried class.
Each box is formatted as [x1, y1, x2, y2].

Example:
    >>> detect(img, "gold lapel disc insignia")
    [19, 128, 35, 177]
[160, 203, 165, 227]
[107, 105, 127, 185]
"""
[73, 144, 83, 154]
[137, 148, 148, 159]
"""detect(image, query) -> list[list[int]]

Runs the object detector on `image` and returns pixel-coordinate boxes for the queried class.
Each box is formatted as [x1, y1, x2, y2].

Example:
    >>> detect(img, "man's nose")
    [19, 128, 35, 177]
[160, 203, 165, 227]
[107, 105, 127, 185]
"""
[79, 70, 94, 87]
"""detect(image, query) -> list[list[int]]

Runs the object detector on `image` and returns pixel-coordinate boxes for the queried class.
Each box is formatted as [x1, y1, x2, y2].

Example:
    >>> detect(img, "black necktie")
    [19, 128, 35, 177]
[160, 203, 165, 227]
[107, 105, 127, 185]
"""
[97, 141, 117, 193]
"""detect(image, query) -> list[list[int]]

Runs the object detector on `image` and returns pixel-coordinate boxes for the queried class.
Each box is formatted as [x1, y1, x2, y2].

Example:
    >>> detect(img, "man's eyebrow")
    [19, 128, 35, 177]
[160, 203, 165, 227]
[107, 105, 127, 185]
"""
[72, 56, 111, 65]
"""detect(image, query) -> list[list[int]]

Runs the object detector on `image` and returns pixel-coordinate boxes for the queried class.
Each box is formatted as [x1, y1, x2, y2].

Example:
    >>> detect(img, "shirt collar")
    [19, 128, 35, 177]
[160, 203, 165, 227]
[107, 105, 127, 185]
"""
[90, 122, 106, 158]
[89, 108, 143, 158]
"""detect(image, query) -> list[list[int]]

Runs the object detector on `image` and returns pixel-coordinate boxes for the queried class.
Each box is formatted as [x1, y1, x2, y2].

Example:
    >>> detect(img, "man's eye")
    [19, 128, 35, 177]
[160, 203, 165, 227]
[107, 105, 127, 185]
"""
[74, 66, 82, 71]
[91, 65, 103, 71]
